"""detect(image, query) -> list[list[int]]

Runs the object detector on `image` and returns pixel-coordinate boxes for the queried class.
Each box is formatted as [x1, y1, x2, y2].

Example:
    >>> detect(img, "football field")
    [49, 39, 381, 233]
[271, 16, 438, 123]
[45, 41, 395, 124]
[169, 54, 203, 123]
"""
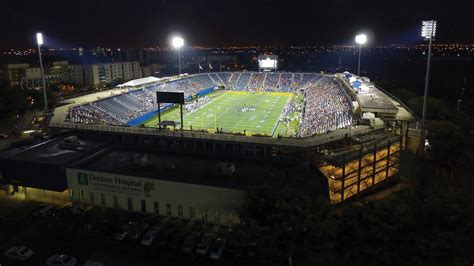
[143, 91, 292, 136]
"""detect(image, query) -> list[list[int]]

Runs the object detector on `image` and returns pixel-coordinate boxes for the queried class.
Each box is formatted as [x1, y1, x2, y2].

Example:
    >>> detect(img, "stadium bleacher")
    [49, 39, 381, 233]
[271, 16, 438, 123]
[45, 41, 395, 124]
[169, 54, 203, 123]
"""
[65, 72, 354, 137]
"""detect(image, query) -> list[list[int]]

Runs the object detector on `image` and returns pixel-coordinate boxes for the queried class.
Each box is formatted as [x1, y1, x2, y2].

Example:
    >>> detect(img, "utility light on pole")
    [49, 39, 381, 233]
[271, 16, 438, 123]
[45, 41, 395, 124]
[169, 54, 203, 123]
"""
[355, 33, 367, 76]
[36, 32, 48, 110]
[419, 20, 437, 155]
[171, 36, 184, 75]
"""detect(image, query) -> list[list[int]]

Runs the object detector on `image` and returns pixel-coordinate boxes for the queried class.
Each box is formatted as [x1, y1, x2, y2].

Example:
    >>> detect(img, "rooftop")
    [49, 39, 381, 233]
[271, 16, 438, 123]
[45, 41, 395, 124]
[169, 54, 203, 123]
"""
[72, 148, 328, 196]
[0, 136, 109, 165]
[117, 76, 161, 88]
[357, 82, 398, 111]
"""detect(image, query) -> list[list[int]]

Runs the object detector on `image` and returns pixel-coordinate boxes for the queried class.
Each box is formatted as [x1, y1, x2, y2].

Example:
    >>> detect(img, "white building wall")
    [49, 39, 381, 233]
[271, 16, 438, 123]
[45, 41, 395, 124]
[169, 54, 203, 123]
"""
[66, 168, 244, 224]
[122, 63, 133, 80]
[84, 65, 100, 86]
[132, 62, 142, 78]
[68, 65, 84, 85]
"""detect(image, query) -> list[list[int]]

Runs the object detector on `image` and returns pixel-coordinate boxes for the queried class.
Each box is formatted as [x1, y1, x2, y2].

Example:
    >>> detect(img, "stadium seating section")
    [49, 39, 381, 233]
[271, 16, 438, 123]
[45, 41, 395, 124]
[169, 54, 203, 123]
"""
[65, 72, 354, 137]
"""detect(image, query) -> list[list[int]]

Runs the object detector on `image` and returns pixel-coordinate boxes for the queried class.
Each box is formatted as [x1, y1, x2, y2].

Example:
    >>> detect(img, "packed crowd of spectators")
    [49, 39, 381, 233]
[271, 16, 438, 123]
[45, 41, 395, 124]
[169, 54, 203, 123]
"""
[280, 96, 303, 123]
[264, 73, 279, 91]
[299, 76, 353, 136]
[215, 72, 322, 92]
[246, 73, 265, 90]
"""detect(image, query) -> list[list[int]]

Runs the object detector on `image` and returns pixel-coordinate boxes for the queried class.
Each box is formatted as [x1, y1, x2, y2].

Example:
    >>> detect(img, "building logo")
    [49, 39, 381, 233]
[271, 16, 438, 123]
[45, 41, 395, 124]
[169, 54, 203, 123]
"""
[143, 181, 155, 197]
[77, 173, 89, 185]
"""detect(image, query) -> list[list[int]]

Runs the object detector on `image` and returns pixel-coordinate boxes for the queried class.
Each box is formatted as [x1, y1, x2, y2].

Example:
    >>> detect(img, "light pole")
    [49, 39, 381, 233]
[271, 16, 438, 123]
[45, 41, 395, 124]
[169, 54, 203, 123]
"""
[171, 36, 184, 75]
[419, 20, 437, 155]
[36, 32, 48, 110]
[355, 33, 367, 76]
[457, 99, 462, 113]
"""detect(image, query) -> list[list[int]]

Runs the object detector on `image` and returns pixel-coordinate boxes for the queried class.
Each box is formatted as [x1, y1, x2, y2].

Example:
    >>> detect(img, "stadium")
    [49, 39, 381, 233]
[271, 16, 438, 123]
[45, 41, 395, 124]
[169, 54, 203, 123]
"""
[1, 63, 418, 224]
[63, 72, 353, 138]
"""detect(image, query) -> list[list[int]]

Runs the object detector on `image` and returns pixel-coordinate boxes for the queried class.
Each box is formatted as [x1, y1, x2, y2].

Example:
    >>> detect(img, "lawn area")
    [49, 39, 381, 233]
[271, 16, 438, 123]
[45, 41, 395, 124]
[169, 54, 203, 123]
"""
[144, 90, 292, 136]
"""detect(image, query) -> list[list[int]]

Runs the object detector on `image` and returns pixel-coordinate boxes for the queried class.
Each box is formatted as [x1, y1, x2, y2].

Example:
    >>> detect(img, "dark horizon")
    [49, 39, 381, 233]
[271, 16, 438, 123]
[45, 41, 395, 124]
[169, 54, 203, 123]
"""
[2, 0, 473, 49]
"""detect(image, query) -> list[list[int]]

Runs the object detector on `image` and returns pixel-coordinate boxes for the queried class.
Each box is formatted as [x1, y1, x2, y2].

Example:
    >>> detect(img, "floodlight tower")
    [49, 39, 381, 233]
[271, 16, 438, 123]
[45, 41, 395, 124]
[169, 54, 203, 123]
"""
[419, 20, 437, 155]
[355, 33, 367, 76]
[36, 32, 48, 110]
[171, 36, 184, 75]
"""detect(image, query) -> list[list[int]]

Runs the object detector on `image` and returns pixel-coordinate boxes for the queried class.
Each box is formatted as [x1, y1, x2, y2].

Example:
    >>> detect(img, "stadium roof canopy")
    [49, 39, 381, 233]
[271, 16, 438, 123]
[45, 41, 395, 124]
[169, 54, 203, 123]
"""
[117, 76, 161, 88]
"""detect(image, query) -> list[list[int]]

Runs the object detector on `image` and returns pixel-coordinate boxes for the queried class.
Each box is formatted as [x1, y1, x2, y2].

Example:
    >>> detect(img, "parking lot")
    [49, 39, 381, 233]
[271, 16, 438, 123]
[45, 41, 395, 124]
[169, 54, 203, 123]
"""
[0, 197, 258, 266]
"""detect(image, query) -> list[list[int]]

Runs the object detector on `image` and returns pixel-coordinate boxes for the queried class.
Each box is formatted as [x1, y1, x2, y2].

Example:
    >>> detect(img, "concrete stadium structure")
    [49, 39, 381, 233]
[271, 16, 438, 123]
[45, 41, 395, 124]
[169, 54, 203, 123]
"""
[0, 71, 419, 225]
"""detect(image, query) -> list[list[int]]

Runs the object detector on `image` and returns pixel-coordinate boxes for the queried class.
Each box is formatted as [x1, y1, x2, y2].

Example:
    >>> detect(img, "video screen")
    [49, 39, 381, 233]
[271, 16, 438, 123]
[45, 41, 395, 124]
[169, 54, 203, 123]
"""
[259, 58, 277, 69]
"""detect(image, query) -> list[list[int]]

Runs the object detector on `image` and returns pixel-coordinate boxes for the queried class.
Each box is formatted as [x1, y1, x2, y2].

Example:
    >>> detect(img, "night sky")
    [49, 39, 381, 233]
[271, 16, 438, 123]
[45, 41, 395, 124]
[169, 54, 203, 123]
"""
[2, 0, 473, 49]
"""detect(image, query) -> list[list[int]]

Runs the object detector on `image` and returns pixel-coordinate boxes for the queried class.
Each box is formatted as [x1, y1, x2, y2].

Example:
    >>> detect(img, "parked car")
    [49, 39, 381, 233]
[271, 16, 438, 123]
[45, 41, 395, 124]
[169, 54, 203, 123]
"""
[3, 246, 34, 261]
[141, 226, 160, 246]
[248, 240, 257, 257]
[128, 223, 149, 240]
[114, 221, 137, 240]
[168, 231, 188, 250]
[70, 204, 84, 215]
[181, 232, 201, 253]
[45, 254, 77, 266]
[35, 204, 57, 218]
[83, 205, 94, 214]
[83, 261, 104, 266]
[195, 233, 215, 255]
[210, 238, 226, 259]
[157, 226, 175, 246]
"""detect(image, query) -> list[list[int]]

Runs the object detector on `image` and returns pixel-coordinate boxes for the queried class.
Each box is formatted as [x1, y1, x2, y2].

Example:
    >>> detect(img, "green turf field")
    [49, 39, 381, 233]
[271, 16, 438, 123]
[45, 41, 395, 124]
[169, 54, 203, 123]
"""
[143, 90, 293, 136]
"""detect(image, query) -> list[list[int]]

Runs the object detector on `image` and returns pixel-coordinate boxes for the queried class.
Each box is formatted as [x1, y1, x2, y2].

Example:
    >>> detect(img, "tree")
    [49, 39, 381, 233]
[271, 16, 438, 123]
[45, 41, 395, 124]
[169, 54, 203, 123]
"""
[240, 187, 334, 264]
[0, 88, 28, 118]
[407, 96, 448, 119]
[391, 88, 417, 103]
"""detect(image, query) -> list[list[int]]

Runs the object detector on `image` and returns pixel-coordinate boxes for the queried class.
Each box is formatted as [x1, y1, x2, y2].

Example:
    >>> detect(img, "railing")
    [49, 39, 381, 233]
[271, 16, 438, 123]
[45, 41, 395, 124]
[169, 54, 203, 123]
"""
[49, 121, 382, 148]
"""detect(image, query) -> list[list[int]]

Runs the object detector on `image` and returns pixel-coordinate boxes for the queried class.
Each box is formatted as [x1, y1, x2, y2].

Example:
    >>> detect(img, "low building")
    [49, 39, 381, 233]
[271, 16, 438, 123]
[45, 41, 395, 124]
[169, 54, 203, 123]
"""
[84, 62, 142, 86]
[3, 63, 30, 87]
[0, 134, 327, 225]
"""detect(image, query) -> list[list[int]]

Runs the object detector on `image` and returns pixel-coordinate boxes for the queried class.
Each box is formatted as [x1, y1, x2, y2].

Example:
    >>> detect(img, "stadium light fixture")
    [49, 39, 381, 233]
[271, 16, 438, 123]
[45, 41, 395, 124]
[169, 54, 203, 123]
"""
[171, 36, 184, 74]
[355, 34, 367, 76]
[421, 20, 437, 40]
[36, 32, 44, 46]
[36, 32, 48, 110]
[355, 34, 367, 45]
[419, 20, 437, 155]
[172, 36, 184, 49]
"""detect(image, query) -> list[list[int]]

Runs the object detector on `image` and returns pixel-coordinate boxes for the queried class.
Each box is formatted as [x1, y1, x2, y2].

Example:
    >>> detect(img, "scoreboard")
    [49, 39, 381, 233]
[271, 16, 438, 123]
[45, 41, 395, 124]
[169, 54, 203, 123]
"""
[258, 55, 278, 72]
